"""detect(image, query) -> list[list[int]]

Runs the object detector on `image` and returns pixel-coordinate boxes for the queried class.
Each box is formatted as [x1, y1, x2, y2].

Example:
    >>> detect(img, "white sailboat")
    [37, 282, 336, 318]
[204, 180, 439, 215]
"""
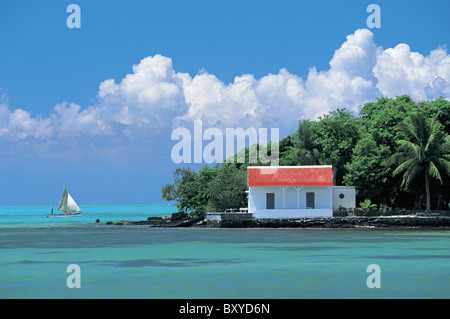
[47, 186, 84, 217]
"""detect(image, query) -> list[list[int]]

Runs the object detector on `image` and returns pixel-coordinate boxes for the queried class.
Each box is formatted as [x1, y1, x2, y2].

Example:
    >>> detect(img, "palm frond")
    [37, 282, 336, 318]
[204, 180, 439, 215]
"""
[428, 161, 443, 184]
[425, 113, 439, 152]
[433, 157, 450, 176]
[402, 162, 422, 188]
[392, 158, 415, 177]
[396, 139, 420, 155]
[397, 122, 420, 144]
[387, 152, 410, 167]
[443, 136, 450, 153]
[391, 112, 449, 192]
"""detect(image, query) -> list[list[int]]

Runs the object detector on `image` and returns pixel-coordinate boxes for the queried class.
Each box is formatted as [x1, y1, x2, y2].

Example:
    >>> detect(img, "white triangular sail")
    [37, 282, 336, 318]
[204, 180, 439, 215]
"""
[57, 186, 82, 214]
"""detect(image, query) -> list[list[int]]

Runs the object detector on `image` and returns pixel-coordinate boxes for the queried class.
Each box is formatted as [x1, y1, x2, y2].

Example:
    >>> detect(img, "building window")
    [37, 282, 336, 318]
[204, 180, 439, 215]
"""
[266, 193, 275, 209]
[306, 192, 315, 208]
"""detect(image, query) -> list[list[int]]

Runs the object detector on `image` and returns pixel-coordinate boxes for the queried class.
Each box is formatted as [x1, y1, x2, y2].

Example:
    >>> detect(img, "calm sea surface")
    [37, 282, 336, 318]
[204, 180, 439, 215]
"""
[0, 205, 449, 299]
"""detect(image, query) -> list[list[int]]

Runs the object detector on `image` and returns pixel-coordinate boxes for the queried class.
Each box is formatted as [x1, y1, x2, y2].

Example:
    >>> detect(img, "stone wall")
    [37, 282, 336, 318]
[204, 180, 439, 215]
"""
[214, 216, 450, 228]
[206, 213, 254, 227]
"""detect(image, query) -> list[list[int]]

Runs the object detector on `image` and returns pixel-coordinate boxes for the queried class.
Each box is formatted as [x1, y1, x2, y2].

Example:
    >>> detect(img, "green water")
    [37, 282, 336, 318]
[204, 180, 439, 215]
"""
[0, 206, 449, 299]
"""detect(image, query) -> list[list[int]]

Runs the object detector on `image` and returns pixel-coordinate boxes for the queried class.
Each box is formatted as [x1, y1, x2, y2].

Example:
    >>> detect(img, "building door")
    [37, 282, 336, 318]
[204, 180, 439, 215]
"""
[306, 192, 315, 208]
[266, 193, 275, 209]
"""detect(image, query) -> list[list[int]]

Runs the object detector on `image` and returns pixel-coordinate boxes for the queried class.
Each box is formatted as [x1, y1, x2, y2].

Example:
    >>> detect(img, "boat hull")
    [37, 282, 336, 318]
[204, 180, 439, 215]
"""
[47, 213, 83, 218]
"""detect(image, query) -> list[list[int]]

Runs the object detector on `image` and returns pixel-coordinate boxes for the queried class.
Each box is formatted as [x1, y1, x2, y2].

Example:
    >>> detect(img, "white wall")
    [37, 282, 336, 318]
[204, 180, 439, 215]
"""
[248, 185, 355, 218]
[332, 186, 356, 212]
[253, 208, 333, 219]
[248, 186, 333, 217]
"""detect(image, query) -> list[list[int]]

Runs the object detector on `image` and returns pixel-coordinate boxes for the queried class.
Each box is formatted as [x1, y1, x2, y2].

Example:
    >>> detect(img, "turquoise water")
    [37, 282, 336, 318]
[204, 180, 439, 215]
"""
[0, 205, 177, 227]
[0, 205, 449, 299]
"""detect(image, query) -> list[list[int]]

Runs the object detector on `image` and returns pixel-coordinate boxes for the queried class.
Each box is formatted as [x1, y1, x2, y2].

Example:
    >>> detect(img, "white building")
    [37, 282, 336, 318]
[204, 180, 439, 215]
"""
[247, 166, 355, 218]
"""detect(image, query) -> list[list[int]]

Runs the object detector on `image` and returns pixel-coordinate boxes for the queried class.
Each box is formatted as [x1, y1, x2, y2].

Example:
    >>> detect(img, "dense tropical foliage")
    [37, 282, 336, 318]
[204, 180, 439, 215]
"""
[162, 95, 450, 217]
[387, 113, 450, 213]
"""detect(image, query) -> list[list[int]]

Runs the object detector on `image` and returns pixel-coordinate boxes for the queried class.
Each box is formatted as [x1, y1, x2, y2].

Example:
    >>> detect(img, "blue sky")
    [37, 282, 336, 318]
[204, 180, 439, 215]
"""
[1, 0, 449, 206]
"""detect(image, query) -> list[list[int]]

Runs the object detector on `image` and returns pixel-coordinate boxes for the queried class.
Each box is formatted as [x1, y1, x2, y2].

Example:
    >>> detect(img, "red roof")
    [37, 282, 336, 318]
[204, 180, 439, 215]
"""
[247, 166, 334, 187]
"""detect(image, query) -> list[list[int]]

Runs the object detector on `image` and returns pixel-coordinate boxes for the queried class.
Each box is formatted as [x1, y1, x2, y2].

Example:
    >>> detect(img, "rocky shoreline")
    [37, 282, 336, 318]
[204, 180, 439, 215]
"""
[106, 212, 206, 227]
[106, 212, 450, 229]
[217, 216, 450, 228]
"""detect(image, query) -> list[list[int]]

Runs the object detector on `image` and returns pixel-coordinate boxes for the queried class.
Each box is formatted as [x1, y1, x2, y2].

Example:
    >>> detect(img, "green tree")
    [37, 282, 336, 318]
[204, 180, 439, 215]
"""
[387, 113, 450, 213]
[359, 95, 417, 151]
[343, 133, 391, 204]
[278, 135, 296, 166]
[419, 96, 450, 135]
[162, 167, 198, 213]
[358, 95, 424, 208]
[285, 119, 321, 166]
[191, 165, 219, 217]
[311, 108, 361, 185]
[207, 164, 248, 212]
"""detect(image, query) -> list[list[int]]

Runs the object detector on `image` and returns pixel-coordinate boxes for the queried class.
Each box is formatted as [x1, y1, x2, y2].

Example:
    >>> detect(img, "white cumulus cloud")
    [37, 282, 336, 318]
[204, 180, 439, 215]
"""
[1, 28, 449, 154]
[374, 43, 450, 100]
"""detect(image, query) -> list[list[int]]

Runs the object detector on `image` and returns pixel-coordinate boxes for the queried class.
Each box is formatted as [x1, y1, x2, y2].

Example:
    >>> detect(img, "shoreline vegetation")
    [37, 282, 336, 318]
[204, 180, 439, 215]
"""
[161, 96, 450, 221]
[106, 211, 450, 229]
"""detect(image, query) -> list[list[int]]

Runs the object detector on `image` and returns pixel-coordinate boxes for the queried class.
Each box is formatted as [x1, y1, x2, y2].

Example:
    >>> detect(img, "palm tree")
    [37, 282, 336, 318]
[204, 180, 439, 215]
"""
[388, 112, 450, 214]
